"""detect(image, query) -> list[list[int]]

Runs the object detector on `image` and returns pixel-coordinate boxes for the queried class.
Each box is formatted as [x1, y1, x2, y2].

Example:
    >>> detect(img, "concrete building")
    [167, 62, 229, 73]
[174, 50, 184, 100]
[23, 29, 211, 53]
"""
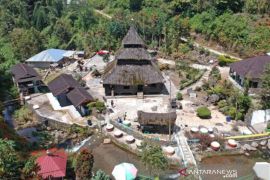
[103, 26, 164, 96]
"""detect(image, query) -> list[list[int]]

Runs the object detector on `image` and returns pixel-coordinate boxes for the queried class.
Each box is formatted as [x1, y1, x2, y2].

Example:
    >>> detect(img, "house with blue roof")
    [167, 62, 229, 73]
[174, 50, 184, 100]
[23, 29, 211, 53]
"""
[26, 49, 81, 68]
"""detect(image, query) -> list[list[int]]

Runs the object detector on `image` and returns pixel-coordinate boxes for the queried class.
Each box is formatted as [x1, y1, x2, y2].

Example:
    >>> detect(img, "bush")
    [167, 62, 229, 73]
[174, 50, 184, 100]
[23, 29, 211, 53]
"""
[88, 100, 106, 113]
[267, 122, 270, 129]
[218, 55, 238, 66]
[176, 92, 183, 100]
[196, 106, 211, 119]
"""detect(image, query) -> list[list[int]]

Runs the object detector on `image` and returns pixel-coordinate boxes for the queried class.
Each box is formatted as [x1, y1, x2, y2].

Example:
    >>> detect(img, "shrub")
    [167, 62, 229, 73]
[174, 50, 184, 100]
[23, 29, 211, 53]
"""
[176, 92, 183, 100]
[218, 55, 238, 66]
[267, 122, 270, 129]
[87, 100, 106, 113]
[196, 106, 211, 119]
[217, 100, 227, 109]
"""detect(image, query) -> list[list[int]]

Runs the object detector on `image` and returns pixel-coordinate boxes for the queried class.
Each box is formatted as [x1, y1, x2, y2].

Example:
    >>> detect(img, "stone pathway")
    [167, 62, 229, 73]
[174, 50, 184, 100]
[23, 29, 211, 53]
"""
[180, 66, 211, 94]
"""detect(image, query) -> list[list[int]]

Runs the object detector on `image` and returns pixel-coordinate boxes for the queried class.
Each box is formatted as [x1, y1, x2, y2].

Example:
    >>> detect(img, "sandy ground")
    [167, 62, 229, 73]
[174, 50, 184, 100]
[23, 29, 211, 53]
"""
[176, 100, 232, 132]
[107, 96, 171, 121]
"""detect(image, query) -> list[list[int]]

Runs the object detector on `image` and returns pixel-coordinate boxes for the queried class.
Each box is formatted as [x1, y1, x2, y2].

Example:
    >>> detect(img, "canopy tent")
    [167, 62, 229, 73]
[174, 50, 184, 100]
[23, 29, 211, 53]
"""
[112, 163, 138, 180]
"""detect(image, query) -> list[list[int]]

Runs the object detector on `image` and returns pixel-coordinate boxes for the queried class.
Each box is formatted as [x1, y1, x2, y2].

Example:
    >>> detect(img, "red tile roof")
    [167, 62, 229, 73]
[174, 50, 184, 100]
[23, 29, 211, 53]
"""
[35, 149, 67, 179]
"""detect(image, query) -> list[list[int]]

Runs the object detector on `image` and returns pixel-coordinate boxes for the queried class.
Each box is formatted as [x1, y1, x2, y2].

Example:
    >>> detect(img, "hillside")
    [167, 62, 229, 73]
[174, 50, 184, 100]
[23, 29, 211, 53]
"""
[91, 0, 270, 57]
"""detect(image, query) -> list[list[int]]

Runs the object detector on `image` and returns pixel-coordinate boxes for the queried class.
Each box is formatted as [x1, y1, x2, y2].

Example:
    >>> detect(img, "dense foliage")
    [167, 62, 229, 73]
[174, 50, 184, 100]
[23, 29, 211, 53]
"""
[92, 0, 270, 57]
[75, 149, 94, 179]
[0, 0, 128, 102]
[260, 64, 270, 109]
[140, 143, 168, 176]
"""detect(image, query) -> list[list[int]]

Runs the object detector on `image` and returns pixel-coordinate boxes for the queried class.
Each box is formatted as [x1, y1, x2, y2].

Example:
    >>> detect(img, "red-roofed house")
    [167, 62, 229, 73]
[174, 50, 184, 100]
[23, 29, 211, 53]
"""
[35, 149, 67, 179]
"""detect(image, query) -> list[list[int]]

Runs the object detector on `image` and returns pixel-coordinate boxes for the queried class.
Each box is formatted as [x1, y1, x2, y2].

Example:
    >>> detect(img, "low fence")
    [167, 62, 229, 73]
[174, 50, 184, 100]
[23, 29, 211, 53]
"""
[109, 120, 177, 146]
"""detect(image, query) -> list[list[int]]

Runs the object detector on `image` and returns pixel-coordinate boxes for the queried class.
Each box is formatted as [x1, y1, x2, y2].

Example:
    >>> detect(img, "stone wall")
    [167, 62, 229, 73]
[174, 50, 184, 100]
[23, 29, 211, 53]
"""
[110, 119, 177, 146]
[25, 103, 72, 130]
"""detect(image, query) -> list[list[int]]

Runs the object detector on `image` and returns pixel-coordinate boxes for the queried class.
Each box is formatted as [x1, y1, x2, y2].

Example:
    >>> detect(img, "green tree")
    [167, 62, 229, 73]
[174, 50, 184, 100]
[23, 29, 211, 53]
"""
[93, 170, 110, 180]
[0, 139, 22, 178]
[260, 64, 270, 109]
[21, 156, 40, 179]
[10, 27, 44, 60]
[75, 149, 94, 180]
[129, 0, 143, 11]
[140, 143, 168, 176]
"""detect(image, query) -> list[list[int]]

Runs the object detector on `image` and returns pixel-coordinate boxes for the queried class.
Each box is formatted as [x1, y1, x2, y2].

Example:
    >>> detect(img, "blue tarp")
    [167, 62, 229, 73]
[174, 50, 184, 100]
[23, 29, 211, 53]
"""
[26, 49, 68, 63]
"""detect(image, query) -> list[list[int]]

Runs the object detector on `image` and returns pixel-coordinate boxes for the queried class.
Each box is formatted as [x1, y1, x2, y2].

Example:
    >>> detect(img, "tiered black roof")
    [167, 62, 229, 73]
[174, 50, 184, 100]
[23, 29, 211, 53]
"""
[103, 26, 164, 86]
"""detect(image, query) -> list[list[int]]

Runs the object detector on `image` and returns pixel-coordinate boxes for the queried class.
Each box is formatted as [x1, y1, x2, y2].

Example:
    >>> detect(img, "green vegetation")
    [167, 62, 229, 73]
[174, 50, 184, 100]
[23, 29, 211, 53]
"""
[140, 143, 168, 176]
[13, 106, 33, 126]
[0, 139, 39, 179]
[206, 79, 251, 120]
[196, 106, 211, 119]
[176, 61, 205, 90]
[75, 149, 94, 179]
[92, 0, 270, 57]
[260, 64, 270, 109]
[176, 92, 183, 100]
[218, 55, 238, 66]
[93, 170, 110, 180]
[87, 100, 106, 113]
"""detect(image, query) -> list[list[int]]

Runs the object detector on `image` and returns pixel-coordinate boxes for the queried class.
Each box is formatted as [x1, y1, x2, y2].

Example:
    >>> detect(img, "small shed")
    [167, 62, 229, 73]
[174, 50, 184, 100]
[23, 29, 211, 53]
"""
[137, 111, 177, 126]
[137, 111, 177, 133]
[11, 63, 43, 95]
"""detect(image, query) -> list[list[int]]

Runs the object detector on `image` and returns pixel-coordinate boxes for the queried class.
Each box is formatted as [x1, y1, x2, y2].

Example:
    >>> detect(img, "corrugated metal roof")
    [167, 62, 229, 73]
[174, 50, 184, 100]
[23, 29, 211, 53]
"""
[26, 49, 67, 63]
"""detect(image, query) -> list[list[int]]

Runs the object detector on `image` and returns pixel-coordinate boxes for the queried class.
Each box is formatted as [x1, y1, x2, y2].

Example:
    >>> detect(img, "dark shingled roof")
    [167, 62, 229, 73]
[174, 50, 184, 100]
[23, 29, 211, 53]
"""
[137, 111, 177, 126]
[11, 63, 41, 83]
[116, 48, 152, 60]
[48, 74, 80, 96]
[230, 55, 270, 79]
[122, 26, 145, 46]
[103, 61, 163, 85]
[103, 26, 164, 86]
[66, 87, 93, 107]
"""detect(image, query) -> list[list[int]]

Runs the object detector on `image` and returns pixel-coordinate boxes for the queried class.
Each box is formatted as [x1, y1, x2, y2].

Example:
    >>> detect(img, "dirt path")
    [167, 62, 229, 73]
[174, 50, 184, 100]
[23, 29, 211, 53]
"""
[94, 9, 112, 19]
[180, 37, 242, 60]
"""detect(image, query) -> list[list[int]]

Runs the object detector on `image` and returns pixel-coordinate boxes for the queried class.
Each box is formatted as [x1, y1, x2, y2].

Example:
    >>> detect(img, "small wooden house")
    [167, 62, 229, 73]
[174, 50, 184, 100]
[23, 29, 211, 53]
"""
[103, 26, 164, 96]
[11, 63, 44, 95]
[137, 110, 177, 133]
[229, 54, 270, 89]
